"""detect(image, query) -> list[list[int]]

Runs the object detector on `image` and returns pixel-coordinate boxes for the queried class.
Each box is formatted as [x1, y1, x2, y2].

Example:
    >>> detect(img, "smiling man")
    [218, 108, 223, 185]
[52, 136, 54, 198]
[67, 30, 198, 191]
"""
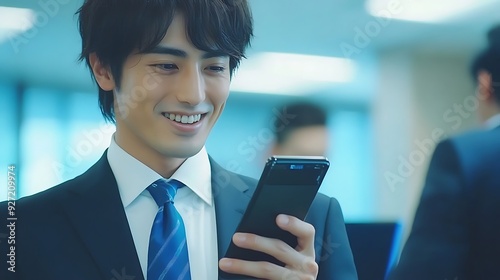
[0, 1, 357, 279]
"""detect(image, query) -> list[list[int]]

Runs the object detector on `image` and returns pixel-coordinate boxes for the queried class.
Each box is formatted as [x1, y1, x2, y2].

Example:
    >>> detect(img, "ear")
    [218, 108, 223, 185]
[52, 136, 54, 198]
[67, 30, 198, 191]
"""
[478, 70, 494, 101]
[89, 53, 116, 91]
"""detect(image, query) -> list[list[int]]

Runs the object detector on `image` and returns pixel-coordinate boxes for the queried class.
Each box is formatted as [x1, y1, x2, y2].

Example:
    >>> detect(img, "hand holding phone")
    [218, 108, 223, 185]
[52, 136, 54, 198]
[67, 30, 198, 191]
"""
[220, 156, 329, 279]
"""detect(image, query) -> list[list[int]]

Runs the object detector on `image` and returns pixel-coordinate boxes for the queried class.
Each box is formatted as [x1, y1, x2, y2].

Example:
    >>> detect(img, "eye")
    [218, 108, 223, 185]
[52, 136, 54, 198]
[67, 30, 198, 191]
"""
[207, 65, 226, 73]
[154, 64, 178, 71]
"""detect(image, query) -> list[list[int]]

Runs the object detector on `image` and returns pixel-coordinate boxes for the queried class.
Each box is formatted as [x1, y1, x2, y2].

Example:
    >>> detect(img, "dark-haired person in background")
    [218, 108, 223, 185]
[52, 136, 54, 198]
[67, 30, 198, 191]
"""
[388, 25, 500, 280]
[270, 102, 330, 157]
[0, 1, 357, 279]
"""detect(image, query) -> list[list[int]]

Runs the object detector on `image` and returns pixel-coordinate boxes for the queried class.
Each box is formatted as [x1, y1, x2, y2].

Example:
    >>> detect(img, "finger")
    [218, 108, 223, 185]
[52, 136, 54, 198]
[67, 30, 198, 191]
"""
[220, 258, 313, 280]
[276, 215, 316, 255]
[231, 232, 309, 270]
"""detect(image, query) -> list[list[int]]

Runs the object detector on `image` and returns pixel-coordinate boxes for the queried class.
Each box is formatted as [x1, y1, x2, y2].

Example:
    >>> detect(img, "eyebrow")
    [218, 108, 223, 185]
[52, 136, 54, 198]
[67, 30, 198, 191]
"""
[145, 46, 229, 59]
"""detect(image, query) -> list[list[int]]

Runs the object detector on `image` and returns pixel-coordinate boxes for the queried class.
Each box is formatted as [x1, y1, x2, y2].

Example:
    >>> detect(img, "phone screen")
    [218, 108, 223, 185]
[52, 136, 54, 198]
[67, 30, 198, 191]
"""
[222, 156, 329, 275]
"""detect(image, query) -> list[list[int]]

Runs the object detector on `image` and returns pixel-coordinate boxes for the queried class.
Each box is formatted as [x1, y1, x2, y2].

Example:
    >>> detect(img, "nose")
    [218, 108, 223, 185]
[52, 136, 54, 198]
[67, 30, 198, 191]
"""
[176, 65, 205, 105]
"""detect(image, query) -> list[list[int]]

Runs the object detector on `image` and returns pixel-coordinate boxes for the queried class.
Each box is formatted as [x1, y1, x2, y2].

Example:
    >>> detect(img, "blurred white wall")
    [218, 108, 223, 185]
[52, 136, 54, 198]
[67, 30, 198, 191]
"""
[373, 48, 479, 252]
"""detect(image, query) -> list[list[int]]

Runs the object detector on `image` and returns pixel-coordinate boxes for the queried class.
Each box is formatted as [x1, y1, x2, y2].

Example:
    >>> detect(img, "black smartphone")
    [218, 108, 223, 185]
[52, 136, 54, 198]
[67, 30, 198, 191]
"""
[221, 156, 330, 278]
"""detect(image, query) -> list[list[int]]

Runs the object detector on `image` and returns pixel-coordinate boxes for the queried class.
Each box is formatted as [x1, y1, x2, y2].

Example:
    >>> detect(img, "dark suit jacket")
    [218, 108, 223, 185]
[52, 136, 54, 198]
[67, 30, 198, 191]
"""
[0, 151, 357, 280]
[389, 126, 500, 280]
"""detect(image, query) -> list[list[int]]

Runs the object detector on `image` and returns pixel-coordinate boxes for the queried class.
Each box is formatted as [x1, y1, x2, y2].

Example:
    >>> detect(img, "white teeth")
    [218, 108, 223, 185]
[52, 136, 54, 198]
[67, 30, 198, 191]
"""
[164, 113, 202, 124]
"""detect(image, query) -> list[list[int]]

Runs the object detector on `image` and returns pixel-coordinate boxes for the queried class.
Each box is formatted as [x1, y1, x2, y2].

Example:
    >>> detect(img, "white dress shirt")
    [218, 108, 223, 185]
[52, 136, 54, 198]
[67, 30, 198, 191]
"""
[484, 113, 500, 130]
[107, 136, 219, 279]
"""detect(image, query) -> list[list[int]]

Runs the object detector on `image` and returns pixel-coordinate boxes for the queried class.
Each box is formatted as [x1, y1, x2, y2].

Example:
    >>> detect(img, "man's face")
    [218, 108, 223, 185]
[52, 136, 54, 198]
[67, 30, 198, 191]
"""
[112, 13, 231, 161]
[274, 126, 330, 157]
[476, 70, 493, 123]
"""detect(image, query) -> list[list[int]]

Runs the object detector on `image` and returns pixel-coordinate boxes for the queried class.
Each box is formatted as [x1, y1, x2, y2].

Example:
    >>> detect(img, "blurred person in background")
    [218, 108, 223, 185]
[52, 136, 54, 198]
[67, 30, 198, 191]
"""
[270, 101, 330, 157]
[388, 24, 500, 280]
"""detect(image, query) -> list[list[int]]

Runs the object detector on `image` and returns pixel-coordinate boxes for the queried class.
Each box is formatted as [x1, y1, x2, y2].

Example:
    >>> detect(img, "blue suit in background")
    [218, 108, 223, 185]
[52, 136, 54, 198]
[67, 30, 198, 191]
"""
[0, 152, 357, 280]
[389, 126, 500, 280]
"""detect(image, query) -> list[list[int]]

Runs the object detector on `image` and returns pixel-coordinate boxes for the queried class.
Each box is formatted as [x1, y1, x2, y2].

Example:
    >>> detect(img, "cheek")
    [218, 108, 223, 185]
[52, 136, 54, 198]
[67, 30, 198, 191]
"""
[116, 71, 143, 103]
[121, 74, 165, 111]
[141, 72, 165, 93]
[208, 79, 231, 107]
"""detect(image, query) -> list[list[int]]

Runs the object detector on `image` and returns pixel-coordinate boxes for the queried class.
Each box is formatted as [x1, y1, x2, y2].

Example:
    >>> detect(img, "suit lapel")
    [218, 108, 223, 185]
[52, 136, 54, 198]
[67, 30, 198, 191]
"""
[57, 152, 255, 279]
[59, 151, 144, 280]
[210, 158, 255, 261]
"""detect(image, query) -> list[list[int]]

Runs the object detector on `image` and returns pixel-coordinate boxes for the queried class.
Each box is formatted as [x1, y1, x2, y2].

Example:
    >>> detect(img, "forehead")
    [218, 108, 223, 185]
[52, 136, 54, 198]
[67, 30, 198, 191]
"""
[158, 13, 189, 46]
[286, 126, 329, 143]
[150, 13, 227, 57]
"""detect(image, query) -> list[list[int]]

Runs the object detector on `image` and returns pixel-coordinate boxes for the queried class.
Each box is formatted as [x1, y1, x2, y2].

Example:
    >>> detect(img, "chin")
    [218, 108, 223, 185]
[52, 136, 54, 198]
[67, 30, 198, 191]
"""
[160, 142, 204, 159]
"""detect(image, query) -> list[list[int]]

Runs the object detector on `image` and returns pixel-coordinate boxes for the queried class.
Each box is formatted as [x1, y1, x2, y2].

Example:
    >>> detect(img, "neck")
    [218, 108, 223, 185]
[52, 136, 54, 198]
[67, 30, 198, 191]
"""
[114, 131, 186, 178]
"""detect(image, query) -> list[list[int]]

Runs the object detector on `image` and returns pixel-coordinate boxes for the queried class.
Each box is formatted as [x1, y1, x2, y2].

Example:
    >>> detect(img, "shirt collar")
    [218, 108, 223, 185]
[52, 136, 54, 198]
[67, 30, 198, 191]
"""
[484, 113, 500, 130]
[107, 134, 212, 208]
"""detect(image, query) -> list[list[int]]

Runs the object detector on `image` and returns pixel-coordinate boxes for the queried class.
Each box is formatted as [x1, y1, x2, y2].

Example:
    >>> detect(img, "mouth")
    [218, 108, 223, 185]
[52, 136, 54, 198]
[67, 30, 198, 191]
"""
[161, 112, 204, 124]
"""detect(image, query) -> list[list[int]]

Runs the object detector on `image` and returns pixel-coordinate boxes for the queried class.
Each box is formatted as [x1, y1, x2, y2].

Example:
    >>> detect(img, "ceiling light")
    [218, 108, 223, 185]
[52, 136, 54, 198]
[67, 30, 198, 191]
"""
[366, 0, 497, 23]
[230, 52, 356, 95]
[0, 6, 35, 43]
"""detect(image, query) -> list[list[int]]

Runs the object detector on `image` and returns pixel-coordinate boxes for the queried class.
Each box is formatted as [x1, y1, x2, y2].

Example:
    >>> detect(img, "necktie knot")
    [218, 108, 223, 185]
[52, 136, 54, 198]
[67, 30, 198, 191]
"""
[147, 178, 184, 207]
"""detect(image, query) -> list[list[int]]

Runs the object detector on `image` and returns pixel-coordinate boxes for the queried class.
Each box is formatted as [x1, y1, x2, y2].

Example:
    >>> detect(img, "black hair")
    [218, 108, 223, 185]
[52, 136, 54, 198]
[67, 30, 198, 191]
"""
[77, 0, 253, 122]
[273, 102, 328, 145]
[471, 24, 500, 104]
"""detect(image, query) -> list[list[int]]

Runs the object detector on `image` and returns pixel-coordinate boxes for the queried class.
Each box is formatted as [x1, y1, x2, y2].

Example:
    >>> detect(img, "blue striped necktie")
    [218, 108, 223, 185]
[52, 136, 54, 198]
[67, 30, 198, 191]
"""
[147, 179, 192, 280]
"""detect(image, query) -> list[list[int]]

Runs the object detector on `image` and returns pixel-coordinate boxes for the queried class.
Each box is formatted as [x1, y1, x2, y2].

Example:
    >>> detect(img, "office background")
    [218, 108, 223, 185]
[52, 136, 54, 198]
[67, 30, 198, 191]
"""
[1, 0, 499, 264]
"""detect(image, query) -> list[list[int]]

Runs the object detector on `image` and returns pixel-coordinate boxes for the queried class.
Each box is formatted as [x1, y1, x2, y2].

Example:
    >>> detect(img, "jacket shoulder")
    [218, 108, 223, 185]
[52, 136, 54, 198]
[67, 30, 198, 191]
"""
[439, 128, 500, 184]
[1, 152, 109, 212]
